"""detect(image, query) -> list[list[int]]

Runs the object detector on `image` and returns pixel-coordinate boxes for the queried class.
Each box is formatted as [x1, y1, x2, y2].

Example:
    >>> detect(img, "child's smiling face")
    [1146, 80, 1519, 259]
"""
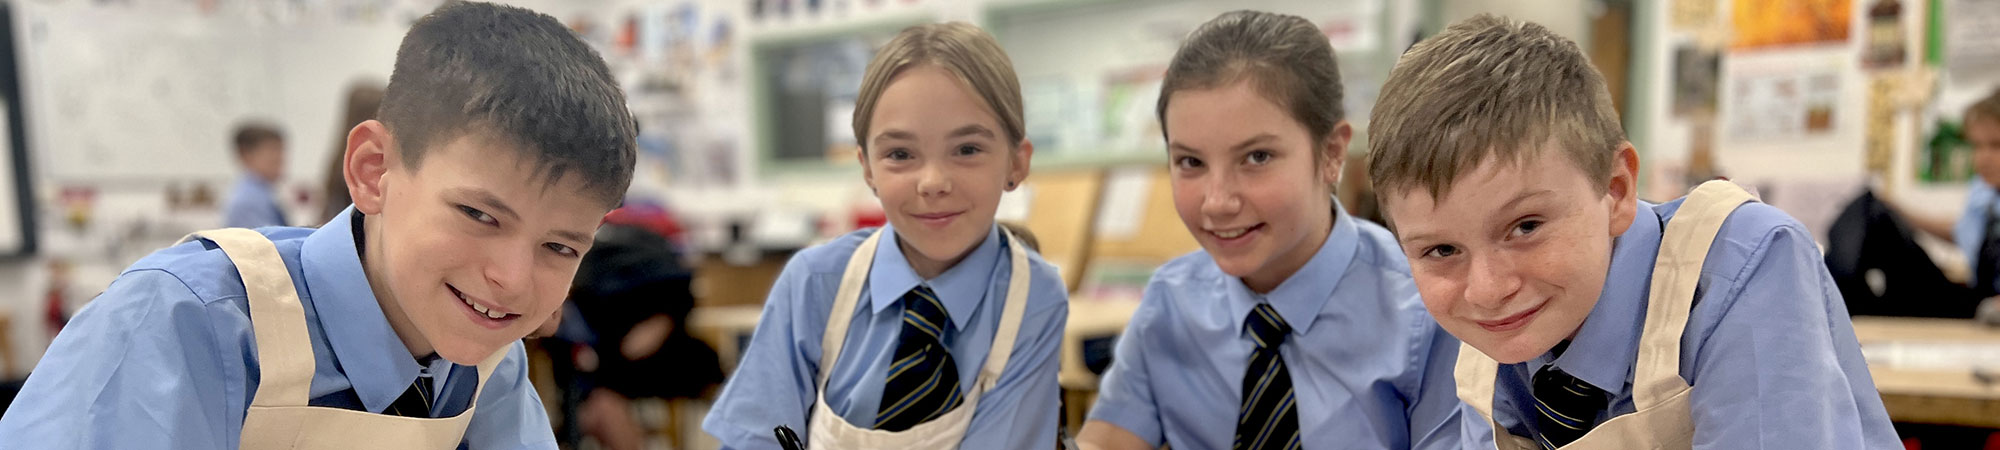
[860, 64, 1030, 276]
[1382, 145, 1639, 364]
[359, 129, 610, 364]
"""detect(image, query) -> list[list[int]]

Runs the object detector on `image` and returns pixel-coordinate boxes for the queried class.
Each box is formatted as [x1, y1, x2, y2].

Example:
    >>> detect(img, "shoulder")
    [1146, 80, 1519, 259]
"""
[784, 228, 876, 277]
[1132, 250, 1227, 327]
[1017, 244, 1069, 305]
[1346, 218, 1415, 278]
[121, 228, 315, 307]
[1661, 200, 1816, 283]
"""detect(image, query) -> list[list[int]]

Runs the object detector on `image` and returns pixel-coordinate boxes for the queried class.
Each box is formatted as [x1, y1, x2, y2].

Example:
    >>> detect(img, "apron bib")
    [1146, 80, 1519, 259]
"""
[1455, 180, 1758, 450]
[806, 229, 1033, 449]
[183, 228, 506, 450]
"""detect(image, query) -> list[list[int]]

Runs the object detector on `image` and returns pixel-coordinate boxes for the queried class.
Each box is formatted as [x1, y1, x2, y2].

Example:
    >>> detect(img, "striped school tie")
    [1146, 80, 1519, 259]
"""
[1233, 303, 1299, 450]
[1530, 363, 1610, 449]
[875, 285, 963, 431]
[384, 374, 435, 418]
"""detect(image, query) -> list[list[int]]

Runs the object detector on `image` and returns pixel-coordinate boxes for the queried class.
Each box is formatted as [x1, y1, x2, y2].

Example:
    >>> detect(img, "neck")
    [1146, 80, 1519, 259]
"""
[1242, 210, 1335, 294]
[898, 235, 979, 280]
[356, 212, 435, 359]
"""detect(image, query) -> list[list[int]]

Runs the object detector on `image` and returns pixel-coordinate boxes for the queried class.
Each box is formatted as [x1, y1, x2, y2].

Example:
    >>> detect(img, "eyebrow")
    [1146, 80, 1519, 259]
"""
[1501, 189, 1556, 211]
[947, 124, 996, 140]
[875, 129, 917, 142]
[1391, 189, 1556, 245]
[449, 187, 594, 244]
[450, 187, 520, 221]
[1167, 133, 1281, 154]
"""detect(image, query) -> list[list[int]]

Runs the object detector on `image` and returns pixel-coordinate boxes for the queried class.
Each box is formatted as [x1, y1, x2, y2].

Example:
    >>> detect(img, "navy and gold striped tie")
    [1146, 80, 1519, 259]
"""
[1233, 304, 1299, 450]
[875, 285, 963, 431]
[1530, 364, 1609, 449]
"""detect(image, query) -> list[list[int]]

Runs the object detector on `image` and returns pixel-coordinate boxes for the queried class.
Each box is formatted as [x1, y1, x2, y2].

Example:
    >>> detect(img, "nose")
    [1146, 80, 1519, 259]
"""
[1461, 251, 1523, 311]
[916, 163, 952, 198]
[484, 243, 535, 297]
[1199, 172, 1242, 219]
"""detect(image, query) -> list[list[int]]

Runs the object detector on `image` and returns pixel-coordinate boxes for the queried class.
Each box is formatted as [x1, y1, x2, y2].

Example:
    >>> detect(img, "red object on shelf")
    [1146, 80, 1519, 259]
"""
[853, 207, 887, 230]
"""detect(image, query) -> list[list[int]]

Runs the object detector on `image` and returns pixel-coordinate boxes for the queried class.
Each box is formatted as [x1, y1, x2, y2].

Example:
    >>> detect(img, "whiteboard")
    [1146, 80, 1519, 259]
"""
[14, 4, 411, 184]
[19, 7, 283, 181]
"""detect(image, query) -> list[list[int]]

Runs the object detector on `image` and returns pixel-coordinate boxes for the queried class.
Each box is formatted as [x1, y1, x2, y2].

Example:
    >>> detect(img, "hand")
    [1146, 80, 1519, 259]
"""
[1978, 296, 2000, 326]
[531, 307, 562, 339]
[621, 315, 674, 360]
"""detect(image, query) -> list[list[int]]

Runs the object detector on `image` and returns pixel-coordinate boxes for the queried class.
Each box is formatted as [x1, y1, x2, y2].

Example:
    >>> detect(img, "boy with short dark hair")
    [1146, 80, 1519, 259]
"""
[225, 122, 288, 228]
[1368, 15, 1898, 448]
[0, 3, 635, 449]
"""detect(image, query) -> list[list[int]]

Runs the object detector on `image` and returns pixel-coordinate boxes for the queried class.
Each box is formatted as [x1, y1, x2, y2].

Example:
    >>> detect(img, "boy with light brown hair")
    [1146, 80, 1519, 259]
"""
[1368, 14, 1898, 449]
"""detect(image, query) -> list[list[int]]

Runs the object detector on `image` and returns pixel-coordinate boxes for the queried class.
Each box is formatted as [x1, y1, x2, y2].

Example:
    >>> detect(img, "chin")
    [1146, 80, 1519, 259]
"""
[431, 336, 510, 365]
[1457, 327, 1556, 364]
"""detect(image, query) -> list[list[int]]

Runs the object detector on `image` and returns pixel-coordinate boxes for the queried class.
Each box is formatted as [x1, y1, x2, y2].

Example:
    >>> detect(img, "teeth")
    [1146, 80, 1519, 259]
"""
[1213, 228, 1247, 239]
[456, 290, 508, 319]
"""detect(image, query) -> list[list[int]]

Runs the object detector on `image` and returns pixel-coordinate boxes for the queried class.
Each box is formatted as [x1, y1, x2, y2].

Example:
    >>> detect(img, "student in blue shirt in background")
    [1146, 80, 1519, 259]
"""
[1367, 15, 1898, 448]
[0, 3, 634, 448]
[700, 22, 1068, 450]
[224, 122, 289, 228]
[1077, 10, 1472, 450]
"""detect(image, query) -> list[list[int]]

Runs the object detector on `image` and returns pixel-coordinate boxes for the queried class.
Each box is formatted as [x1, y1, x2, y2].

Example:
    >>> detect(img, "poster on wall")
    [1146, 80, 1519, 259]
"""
[1726, 69, 1842, 141]
[1732, 0, 1853, 50]
[1673, 45, 1721, 118]
[1946, 0, 2000, 79]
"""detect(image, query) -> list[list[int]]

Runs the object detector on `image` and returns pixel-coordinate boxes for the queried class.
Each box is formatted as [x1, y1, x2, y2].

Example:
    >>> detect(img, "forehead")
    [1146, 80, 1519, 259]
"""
[1384, 150, 1590, 226]
[411, 134, 615, 216]
[1164, 80, 1305, 148]
[869, 65, 1000, 136]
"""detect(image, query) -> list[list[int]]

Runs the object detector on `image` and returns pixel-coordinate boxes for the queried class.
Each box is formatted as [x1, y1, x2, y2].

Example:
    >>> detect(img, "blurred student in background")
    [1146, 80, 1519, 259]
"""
[321, 82, 386, 224]
[224, 122, 287, 228]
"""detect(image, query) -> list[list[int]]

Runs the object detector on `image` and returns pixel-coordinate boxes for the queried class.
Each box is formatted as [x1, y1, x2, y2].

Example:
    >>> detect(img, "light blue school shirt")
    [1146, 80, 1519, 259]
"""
[1955, 177, 1999, 288]
[224, 174, 287, 228]
[1478, 200, 1900, 449]
[1088, 205, 1472, 449]
[700, 224, 1069, 450]
[0, 208, 555, 450]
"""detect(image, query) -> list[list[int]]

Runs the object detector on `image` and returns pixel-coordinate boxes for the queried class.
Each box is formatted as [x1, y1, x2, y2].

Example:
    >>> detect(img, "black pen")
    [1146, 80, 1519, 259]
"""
[775, 425, 806, 450]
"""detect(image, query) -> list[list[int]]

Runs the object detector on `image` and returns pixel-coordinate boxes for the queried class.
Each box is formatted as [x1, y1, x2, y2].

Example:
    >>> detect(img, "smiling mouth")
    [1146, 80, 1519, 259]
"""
[1473, 305, 1541, 332]
[1208, 224, 1264, 240]
[448, 284, 519, 321]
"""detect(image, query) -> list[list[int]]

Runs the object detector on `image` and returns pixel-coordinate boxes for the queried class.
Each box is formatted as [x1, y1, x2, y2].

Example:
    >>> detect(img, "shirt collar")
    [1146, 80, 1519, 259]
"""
[1542, 200, 1663, 392]
[867, 224, 1003, 331]
[299, 206, 426, 413]
[1225, 200, 1360, 339]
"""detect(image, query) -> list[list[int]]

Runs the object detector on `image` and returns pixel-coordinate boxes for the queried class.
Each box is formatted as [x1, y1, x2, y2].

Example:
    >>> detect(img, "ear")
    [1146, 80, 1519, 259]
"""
[857, 147, 877, 196]
[345, 120, 397, 216]
[1320, 121, 1354, 189]
[1006, 139, 1035, 191]
[1606, 142, 1641, 237]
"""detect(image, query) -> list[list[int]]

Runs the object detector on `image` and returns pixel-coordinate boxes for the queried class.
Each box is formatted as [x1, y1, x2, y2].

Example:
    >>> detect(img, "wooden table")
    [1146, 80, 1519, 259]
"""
[1852, 317, 2000, 429]
[686, 305, 765, 374]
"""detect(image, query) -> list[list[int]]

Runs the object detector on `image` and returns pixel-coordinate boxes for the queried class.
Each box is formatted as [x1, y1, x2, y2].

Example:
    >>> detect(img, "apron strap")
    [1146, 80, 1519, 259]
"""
[973, 230, 1032, 388]
[818, 230, 885, 387]
[181, 228, 316, 407]
[465, 346, 509, 407]
[1453, 341, 1501, 421]
[1633, 180, 1757, 409]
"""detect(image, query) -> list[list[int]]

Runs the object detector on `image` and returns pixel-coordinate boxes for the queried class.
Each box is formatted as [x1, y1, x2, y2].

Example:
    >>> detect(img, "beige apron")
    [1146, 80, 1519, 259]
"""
[1455, 180, 1758, 450]
[182, 228, 507, 450]
[806, 229, 1032, 449]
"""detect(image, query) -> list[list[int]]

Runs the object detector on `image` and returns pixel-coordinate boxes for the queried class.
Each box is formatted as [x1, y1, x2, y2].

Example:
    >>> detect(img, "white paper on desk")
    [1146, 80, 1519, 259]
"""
[1861, 340, 2000, 371]
[1096, 167, 1152, 239]
[996, 184, 1032, 223]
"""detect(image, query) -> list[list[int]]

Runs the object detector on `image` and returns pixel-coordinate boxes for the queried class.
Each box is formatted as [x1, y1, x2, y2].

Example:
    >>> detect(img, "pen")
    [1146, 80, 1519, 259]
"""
[775, 425, 805, 450]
